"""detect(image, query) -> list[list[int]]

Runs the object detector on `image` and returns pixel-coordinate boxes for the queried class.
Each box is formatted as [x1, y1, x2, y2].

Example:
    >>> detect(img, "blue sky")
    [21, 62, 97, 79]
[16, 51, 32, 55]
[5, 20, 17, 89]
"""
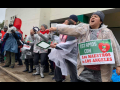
[0, 8, 7, 23]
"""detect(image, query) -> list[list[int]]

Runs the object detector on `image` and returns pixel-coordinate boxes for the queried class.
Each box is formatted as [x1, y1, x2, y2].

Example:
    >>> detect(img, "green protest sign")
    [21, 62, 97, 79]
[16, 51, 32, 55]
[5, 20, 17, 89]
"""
[78, 39, 115, 65]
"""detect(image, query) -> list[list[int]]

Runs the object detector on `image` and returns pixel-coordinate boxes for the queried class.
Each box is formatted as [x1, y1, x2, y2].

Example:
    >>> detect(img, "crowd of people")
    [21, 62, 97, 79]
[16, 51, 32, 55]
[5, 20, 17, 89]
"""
[0, 11, 120, 82]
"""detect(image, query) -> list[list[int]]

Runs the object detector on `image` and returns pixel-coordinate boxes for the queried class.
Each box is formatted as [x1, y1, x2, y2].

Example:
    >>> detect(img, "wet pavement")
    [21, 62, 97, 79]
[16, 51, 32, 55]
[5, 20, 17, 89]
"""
[0, 69, 16, 82]
[0, 61, 70, 82]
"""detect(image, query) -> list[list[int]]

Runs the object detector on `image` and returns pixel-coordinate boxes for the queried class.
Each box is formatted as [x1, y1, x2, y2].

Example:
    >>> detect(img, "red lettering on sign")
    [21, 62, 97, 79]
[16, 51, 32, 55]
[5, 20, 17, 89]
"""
[24, 45, 30, 48]
[101, 58, 104, 62]
[84, 59, 91, 63]
[92, 57, 112, 63]
[99, 54, 102, 57]
[82, 56, 87, 59]
[93, 59, 96, 62]
[110, 57, 112, 61]
[107, 58, 109, 61]
[88, 55, 91, 58]
[82, 61, 85, 63]
[102, 54, 105, 57]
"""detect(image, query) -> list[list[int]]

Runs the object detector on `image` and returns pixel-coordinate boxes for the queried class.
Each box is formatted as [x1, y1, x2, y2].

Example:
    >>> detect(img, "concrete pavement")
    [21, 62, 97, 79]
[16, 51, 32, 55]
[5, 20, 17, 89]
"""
[0, 61, 70, 82]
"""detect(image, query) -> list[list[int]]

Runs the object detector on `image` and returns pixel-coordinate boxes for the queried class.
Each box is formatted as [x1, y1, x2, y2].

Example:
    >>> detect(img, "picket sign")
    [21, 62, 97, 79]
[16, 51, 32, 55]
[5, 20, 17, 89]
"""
[78, 39, 115, 65]
[36, 41, 50, 49]
[23, 44, 31, 50]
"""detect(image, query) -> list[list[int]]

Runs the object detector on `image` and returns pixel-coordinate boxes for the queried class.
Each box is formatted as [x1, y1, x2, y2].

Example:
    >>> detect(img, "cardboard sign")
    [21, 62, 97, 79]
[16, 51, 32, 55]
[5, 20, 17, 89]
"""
[23, 44, 31, 50]
[36, 41, 50, 49]
[78, 39, 115, 65]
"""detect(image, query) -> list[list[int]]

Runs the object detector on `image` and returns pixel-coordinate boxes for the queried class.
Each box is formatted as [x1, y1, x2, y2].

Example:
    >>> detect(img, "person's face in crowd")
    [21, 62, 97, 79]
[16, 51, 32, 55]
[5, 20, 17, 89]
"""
[41, 26, 46, 31]
[89, 14, 102, 29]
[30, 29, 35, 36]
[64, 19, 76, 25]
[4, 28, 8, 32]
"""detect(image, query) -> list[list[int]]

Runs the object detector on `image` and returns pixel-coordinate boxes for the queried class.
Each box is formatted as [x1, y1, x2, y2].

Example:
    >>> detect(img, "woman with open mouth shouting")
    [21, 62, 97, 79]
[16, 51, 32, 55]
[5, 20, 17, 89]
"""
[49, 11, 120, 82]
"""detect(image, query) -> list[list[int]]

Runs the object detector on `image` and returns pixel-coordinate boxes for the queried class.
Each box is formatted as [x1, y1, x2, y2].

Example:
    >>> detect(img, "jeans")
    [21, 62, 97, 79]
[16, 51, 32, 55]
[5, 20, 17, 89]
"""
[34, 53, 47, 66]
[5, 51, 15, 66]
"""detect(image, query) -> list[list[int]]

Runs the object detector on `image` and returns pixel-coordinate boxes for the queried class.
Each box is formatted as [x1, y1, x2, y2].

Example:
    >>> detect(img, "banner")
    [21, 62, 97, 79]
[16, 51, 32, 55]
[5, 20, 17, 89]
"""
[78, 39, 115, 65]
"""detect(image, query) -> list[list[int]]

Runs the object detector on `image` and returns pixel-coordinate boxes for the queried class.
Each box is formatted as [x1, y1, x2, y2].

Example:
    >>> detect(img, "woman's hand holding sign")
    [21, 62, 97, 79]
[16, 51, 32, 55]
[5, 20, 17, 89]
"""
[50, 42, 57, 48]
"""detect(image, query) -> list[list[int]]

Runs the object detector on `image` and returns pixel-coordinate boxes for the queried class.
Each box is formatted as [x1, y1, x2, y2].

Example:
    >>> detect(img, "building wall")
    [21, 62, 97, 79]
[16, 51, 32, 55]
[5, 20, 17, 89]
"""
[4, 8, 41, 36]
[39, 8, 51, 29]
[50, 8, 113, 20]
[104, 12, 120, 27]
[5, 8, 115, 36]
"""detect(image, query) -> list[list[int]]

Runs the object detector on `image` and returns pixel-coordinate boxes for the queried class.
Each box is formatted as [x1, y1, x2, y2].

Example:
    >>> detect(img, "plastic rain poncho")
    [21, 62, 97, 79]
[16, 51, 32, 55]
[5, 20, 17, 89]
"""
[48, 35, 78, 76]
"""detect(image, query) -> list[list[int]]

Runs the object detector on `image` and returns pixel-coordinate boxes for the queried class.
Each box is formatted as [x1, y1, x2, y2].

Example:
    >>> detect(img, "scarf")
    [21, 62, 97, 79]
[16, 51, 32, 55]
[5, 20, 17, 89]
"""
[40, 29, 49, 34]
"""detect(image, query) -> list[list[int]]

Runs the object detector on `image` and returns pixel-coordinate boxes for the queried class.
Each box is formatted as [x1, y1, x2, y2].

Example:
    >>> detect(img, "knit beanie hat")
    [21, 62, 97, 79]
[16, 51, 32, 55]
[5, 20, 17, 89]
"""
[92, 11, 105, 22]
[69, 14, 78, 23]
[9, 24, 13, 28]
[41, 24, 47, 29]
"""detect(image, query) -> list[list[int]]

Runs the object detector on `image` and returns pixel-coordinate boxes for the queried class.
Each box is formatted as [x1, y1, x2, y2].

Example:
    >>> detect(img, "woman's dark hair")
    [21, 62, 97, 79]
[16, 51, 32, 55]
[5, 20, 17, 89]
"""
[9, 24, 13, 28]
[67, 19, 74, 25]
